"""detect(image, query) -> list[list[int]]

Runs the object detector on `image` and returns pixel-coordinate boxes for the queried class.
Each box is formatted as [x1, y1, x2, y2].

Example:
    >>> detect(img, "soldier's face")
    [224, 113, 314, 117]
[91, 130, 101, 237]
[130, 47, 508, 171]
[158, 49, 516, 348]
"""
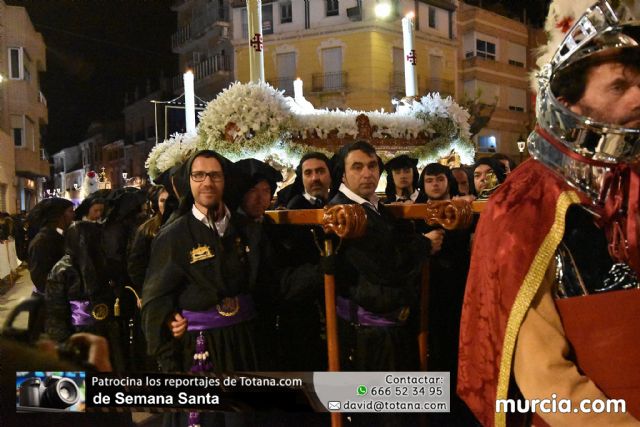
[392, 168, 413, 191]
[424, 173, 449, 200]
[301, 158, 331, 200]
[190, 156, 224, 211]
[569, 62, 640, 128]
[241, 180, 272, 220]
[343, 150, 380, 200]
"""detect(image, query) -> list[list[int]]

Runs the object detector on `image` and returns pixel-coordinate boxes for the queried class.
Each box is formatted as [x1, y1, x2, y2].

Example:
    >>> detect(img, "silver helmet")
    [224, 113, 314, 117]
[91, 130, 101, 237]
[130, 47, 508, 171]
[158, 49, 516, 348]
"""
[529, 0, 640, 202]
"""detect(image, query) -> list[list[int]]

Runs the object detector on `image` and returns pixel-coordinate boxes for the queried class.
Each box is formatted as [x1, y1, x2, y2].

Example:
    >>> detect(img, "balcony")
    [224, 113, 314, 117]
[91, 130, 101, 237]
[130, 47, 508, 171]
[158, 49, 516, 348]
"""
[172, 55, 231, 91]
[268, 77, 295, 97]
[312, 72, 348, 93]
[425, 78, 455, 97]
[171, 4, 230, 50]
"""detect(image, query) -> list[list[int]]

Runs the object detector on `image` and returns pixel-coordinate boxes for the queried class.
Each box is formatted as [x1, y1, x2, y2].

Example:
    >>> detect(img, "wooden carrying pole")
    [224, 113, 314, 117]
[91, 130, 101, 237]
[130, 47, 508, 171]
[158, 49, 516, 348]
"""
[266, 205, 367, 427]
[384, 200, 475, 370]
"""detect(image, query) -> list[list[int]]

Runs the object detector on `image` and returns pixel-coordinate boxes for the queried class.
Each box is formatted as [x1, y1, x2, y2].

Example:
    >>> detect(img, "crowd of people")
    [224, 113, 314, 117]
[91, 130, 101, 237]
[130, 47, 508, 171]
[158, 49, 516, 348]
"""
[2, 138, 514, 424]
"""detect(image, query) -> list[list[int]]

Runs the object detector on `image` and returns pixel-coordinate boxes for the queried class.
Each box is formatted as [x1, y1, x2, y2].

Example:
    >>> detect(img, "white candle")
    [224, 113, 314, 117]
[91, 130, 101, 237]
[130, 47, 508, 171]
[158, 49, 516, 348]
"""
[293, 78, 303, 99]
[183, 70, 196, 134]
[247, 0, 265, 83]
[402, 12, 418, 97]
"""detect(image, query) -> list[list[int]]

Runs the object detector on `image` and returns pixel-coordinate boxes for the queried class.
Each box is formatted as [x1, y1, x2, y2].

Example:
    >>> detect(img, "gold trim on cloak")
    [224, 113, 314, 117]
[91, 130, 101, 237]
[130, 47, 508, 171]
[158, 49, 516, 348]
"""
[494, 191, 581, 427]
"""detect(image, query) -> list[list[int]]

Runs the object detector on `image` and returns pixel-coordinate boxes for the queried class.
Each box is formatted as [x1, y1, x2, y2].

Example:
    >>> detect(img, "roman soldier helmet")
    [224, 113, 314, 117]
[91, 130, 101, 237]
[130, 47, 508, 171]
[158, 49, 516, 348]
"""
[529, 0, 640, 200]
[529, 0, 640, 273]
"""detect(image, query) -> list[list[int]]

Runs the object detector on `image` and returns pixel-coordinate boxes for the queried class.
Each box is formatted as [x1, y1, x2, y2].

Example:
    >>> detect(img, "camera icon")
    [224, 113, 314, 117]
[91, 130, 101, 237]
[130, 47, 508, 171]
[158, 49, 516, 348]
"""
[18, 376, 80, 410]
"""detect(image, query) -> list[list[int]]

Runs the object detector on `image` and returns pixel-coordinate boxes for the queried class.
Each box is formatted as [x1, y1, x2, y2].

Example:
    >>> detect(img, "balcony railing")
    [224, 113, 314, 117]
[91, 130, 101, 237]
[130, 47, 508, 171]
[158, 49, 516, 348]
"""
[312, 72, 348, 93]
[172, 24, 191, 49]
[172, 55, 231, 91]
[425, 78, 455, 97]
[172, 4, 230, 49]
[268, 76, 295, 97]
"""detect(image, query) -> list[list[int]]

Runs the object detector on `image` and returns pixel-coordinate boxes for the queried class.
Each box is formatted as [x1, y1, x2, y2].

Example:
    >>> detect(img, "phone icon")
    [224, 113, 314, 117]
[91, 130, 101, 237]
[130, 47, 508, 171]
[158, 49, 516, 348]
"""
[357, 385, 367, 396]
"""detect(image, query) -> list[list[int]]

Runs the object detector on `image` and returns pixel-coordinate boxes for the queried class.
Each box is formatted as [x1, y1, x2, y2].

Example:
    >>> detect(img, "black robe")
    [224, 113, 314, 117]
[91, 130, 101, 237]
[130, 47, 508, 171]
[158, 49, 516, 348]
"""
[141, 210, 323, 373]
[329, 191, 430, 371]
[45, 254, 125, 370]
[28, 226, 65, 293]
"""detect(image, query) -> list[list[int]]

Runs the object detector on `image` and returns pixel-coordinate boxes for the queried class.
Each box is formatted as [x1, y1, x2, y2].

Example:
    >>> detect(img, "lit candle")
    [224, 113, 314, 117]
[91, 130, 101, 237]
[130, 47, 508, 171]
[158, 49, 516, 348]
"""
[293, 78, 303, 100]
[183, 70, 196, 134]
[247, 0, 265, 83]
[402, 12, 418, 97]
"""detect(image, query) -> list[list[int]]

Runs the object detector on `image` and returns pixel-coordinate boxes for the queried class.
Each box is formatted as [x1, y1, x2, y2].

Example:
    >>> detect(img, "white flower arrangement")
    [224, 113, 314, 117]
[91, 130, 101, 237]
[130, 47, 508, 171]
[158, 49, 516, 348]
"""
[198, 81, 293, 146]
[147, 82, 475, 177]
[145, 133, 200, 180]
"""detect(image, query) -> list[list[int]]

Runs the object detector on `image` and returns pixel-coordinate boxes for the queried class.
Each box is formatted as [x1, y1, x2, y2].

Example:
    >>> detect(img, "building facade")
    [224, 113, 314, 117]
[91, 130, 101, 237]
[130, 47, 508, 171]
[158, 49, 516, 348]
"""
[458, 1, 543, 159]
[231, 0, 458, 111]
[0, 2, 49, 213]
[171, 0, 233, 101]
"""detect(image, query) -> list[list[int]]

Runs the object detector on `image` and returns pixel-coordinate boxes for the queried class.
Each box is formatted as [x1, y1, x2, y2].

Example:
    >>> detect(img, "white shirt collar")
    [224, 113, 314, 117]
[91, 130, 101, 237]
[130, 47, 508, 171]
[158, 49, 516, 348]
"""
[192, 204, 231, 237]
[303, 192, 318, 204]
[339, 183, 380, 213]
[55, 227, 64, 236]
[396, 189, 420, 202]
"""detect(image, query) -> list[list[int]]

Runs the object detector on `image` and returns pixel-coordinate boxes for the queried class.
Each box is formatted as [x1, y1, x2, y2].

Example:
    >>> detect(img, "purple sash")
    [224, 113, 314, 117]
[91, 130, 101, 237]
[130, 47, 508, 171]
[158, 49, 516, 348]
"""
[69, 300, 94, 326]
[336, 296, 408, 327]
[182, 295, 256, 331]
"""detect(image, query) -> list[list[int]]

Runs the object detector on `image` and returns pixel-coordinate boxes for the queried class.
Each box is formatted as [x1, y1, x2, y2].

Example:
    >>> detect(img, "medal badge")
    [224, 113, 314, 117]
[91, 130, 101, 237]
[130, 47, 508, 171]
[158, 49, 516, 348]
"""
[216, 297, 240, 317]
[190, 244, 215, 264]
[91, 303, 109, 320]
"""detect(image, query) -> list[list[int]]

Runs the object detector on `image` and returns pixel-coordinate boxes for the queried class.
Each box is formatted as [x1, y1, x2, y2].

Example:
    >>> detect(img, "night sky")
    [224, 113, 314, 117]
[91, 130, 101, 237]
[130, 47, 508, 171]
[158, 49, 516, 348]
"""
[7, 0, 549, 155]
[6, 0, 177, 154]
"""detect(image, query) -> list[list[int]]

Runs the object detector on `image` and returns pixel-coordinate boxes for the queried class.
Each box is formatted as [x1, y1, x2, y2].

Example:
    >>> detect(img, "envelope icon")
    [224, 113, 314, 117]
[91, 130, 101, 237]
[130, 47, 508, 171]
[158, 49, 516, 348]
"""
[328, 401, 341, 410]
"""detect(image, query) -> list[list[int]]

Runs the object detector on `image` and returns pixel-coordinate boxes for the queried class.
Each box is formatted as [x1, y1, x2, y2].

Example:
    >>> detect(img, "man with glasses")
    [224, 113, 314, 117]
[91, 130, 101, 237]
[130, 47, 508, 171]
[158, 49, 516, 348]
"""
[142, 150, 263, 380]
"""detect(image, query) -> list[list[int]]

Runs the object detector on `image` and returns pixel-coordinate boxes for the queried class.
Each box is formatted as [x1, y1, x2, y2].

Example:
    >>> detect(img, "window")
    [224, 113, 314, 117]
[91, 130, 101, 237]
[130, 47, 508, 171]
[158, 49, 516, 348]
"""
[476, 39, 496, 60]
[280, 1, 292, 23]
[9, 47, 23, 79]
[0, 184, 6, 213]
[428, 7, 436, 28]
[11, 115, 24, 147]
[326, 0, 339, 17]
[263, 4, 273, 34]
[276, 52, 296, 95]
[508, 42, 526, 68]
[478, 135, 497, 153]
[241, 5, 273, 38]
[508, 88, 527, 112]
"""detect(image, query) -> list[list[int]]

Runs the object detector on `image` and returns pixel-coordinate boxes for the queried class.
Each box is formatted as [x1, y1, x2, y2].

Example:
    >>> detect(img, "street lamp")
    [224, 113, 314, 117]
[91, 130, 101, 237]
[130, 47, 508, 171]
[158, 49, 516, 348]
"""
[517, 139, 527, 163]
[375, 0, 392, 19]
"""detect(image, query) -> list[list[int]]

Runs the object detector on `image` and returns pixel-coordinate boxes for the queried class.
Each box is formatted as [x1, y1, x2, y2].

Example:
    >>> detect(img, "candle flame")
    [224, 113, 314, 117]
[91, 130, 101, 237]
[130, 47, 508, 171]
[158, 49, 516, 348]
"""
[185, 69, 193, 75]
[405, 11, 415, 19]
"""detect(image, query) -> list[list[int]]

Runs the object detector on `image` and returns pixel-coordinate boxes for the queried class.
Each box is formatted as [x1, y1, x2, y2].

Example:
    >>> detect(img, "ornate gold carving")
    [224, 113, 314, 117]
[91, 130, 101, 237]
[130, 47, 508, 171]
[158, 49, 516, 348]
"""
[224, 122, 239, 142]
[356, 114, 373, 140]
[423, 200, 474, 230]
[322, 204, 368, 239]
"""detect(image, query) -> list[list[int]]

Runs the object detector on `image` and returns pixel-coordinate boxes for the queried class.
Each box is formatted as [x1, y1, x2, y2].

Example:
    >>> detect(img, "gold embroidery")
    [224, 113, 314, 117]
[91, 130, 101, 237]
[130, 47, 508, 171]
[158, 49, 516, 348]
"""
[216, 297, 240, 317]
[91, 303, 109, 320]
[495, 191, 581, 427]
[190, 244, 215, 264]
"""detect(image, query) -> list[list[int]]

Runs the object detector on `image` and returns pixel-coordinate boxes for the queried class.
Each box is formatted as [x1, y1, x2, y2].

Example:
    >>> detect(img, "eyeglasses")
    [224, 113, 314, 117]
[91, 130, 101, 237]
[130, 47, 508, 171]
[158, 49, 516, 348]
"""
[190, 171, 224, 182]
